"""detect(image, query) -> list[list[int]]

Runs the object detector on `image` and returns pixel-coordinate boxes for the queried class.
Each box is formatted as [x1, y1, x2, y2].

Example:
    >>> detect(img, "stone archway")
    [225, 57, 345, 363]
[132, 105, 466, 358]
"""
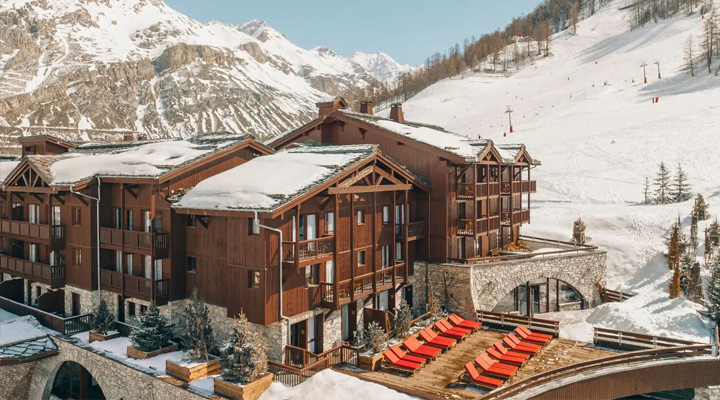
[50, 360, 105, 399]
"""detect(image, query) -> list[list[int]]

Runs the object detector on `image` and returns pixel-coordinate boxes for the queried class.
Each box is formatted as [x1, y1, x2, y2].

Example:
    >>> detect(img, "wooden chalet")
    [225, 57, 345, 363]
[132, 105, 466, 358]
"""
[173, 143, 429, 350]
[267, 99, 540, 263]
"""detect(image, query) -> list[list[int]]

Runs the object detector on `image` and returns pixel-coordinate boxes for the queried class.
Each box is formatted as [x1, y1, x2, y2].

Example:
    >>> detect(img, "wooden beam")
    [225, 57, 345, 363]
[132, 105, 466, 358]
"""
[338, 166, 374, 188]
[197, 216, 209, 229]
[31, 194, 44, 204]
[373, 167, 404, 185]
[328, 184, 412, 195]
[53, 195, 65, 205]
[13, 193, 25, 202]
[124, 185, 139, 200]
[74, 193, 88, 207]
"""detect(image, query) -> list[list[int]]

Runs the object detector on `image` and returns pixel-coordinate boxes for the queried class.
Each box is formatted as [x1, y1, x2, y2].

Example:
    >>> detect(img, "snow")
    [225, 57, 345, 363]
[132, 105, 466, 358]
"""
[385, 0, 720, 341]
[175, 144, 375, 211]
[0, 160, 19, 184]
[259, 369, 416, 400]
[0, 315, 52, 345]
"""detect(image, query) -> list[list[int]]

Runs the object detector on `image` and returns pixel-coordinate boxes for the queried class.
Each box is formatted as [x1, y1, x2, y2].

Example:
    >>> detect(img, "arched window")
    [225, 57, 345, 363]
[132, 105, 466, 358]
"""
[52, 361, 105, 400]
[493, 278, 585, 316]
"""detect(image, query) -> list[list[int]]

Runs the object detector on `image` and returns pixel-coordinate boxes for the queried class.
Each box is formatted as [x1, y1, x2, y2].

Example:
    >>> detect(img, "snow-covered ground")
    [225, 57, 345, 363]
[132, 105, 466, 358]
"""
[387, 1, 720, 342]
[0, 314, 54, 345]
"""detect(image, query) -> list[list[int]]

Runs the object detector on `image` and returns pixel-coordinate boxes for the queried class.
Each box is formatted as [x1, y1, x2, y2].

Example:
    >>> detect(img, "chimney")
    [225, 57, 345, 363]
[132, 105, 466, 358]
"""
[360, 101, 374, 115]
[389, 103, 404, 123]
[316, 97, 348, 116]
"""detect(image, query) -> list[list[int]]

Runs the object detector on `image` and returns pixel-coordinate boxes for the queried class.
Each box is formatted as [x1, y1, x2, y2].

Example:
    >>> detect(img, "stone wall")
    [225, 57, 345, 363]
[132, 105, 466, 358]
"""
[412, 251, 607, 319]
[0, 360, 35, 400]
[323, 310, 342, 350]
[695, 386, 720, 400]
[63, 285, 96, 316]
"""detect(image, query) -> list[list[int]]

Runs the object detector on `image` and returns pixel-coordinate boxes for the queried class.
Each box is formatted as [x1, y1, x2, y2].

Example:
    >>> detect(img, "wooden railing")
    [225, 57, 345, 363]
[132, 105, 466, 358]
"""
[99, 228, 169, 258]
[501, 182, 512, 194]
[593, 327, 701, 351]
[488, 215, 500, 231]
[338, 280, 351, 302]
[376, 267, 394, 288]
[477, 183, 489, 197]
[0, 254, 65, 288]
[601, 288, 636, 303]
[394, 262, 406, 281]
[268, 344, 359, 387]
[114, 321, 137, 337]
[477, 310, 560, 337]
[0, 296, 90, 335]
[353, 273, 373, 296]
[282, 236, 334, 263]
[477, 217, 489, 232]
[522, 180, 537, 193]
[457, 183, 474, 199]
[483, 344, 714, 400]
[100, 269, 123, 291]
[513, 209, 530, 223]
[488, 182, 500, 196]
[100, 269, 168, 304]
[457, 219, 474, 236]
[0, 219, 65, 243]
[320, 282, 334, 304]
[407, 220, 426, 239]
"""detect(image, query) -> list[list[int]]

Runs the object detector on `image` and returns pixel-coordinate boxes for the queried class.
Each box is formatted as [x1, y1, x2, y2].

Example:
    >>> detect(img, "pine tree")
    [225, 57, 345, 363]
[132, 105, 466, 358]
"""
[643, 177, 651, 204]
[690, 214, 699, 252]
[685, 36, 696, 76]
[705, 256, 720, 323]
[364, 321, 387, 353]
[694, 193, 710, 220]
[180, 288, 215, 361]
[91, 298, 116, 335]
[669, 266, 682, 299]
[129, 304, 173, 352]
[393, 299, 413, 339]
[221, 313, 267, 385]
[654, 162, 672, 204]
[671, 163, 692, 202]
[668, 222, 681, 270]
[570, 1, 581, 34]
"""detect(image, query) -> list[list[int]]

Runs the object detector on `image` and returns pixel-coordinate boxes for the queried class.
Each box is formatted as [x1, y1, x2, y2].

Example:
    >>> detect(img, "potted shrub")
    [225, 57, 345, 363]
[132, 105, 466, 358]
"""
[393, 299, 413, 339]
[127, 304, 177, 359]
[89, 299, 120, 342]
[214, 312, 272, 400]
[358, 321, 387, 371]
[166, 289, 221, 382]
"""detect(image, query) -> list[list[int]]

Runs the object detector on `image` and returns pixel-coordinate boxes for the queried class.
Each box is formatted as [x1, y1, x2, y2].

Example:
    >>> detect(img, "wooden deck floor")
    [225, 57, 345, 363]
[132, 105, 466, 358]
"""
[336, 329, 614, 400]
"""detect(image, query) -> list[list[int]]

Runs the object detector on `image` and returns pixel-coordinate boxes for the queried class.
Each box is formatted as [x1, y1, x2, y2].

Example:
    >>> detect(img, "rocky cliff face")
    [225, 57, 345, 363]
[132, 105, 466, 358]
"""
[0, 0, 412, 153]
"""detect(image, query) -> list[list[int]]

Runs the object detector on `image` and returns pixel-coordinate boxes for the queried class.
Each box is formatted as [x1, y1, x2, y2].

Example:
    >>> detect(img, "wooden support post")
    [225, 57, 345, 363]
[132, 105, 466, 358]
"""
[371, 189, 377, 301]
[404, 190, 409, 283]
[294, 206, 300, 267]
[333, 193, 339, 308]
[350, 193, 355, 302]
[391, 192, 396, 292]
[472, 164, 478, 256]
[120, 183, 125, 299]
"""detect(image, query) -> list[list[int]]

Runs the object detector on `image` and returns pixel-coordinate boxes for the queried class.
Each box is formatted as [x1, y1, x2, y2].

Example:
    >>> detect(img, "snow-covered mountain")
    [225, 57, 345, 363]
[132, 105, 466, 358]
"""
[0, 0, 411, 151]
[384, 1, 720, 341]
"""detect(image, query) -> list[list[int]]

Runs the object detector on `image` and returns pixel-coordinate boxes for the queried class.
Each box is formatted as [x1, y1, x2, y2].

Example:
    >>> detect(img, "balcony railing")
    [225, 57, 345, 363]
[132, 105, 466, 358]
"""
[522, 180, 537, 193]
[282, 236, 334, 264]
[488, 216, 501, 231]
[320, 282, 334, 305]
[0, 254, 65, 288]
[338, 280, 351, 303]
[477, 184, 489, 197]
[394, 262, 406, 281]
[0, 219, 65, 245]
[100, 269, 169, 305]
[489, 182, 500, 196]
[501, 212, 512, 225]
[99, 227, 169, 259]
[513, 210, 531, 224]
[501, 183, 512, 195]
[407, 220, 427, 240]
[457, 219, 474, 236]
[457, 183, 474, 199]
[376, 267, 394, 289]
[0, 296, 90, 335]
[353, 273, 373, 297]
[477, 217, 489, 232]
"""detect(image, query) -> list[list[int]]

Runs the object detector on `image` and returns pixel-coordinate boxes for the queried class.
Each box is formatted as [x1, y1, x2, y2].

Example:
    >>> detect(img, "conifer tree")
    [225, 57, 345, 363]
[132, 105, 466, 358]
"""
[91, 298, 116, 335]
[643, 177, 651, 204]
[221, 313, 267, 385]
[654, 162, 672, 204]
[671, 163, 692, 202]
[668, 222, 681, 270]
[180, 288, 215, 361]
[364, 321, 387, 353]
[669, 267, 682, 299]
[705, 256, 720, 323]
[129, 304, 173, 352]
[694, 193, 710, 220]
[393, 299, 413, 338]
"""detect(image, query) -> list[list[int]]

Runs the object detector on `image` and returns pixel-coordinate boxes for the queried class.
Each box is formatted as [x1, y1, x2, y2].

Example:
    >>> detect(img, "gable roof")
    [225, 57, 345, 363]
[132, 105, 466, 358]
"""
[173, 144, 428, 216]
[17, 135, 78, 150]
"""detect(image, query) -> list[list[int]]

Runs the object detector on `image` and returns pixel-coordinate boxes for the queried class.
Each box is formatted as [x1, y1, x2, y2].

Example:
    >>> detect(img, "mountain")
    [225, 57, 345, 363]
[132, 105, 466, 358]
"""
[0, 0, 411, 152]
[385, 1, 720, 341]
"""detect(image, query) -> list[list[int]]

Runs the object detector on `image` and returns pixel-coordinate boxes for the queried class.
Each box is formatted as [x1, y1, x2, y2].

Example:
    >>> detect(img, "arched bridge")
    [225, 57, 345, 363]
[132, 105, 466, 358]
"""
[484, 345, 720, 400]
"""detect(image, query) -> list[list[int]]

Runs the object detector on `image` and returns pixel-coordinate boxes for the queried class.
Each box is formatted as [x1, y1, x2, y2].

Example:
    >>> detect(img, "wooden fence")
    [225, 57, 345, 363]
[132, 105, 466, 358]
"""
[593, 327, 702, 351]
[477, 310, 560, 337]
[268, 344, 359, 387]
[0, 295, 91, 335]
[601, 288, 636, 303]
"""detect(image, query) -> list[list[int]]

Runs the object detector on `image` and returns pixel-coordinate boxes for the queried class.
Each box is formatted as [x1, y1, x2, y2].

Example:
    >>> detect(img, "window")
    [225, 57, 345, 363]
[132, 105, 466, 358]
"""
[29, 243, 38, 262]
[29, 204, 39, 224]
[395, 242, 403, 262]
[357, 251, 366, 266]
[249, 270, 261, 289]
[305, 264, 319, 287]
[187, 215, 197, 228]
[114, 208, 121, 229]
[126, 209, 133, 231]
[74, 248, 82, 266]
[52, 206, 61, 226]
[357, 210, 365, 225]
[115, 251, 122, 273]
[382, 206, 390, 225]
[126, 254, 133, 275]
[143, 211, 152, 233]
[325, 212, 335, 234]
[50, 251, 60, 267]
[458, 202, 467, 219]
[35, 286, 41, 299]
[144, 255, 152, 279]
[72, 208, 82, 225]
[249, 218, 260, 235]
[187, 256, 197, 273]
[128, 302, 136, 317]
[381, 245, 390, 267]
[140, 305, 147, 315]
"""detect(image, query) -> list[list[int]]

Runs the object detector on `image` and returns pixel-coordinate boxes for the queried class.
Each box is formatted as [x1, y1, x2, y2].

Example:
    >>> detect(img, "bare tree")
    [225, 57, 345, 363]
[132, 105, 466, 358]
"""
[685, 36, 696, 76]
[570, 1, 581, 34]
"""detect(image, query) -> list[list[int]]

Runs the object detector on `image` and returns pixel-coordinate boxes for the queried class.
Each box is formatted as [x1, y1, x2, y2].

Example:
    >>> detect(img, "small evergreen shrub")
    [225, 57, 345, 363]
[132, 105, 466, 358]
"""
[91, 298, 115, 335]
[220, 313, 267, 385]
[129, 304, 173, 352]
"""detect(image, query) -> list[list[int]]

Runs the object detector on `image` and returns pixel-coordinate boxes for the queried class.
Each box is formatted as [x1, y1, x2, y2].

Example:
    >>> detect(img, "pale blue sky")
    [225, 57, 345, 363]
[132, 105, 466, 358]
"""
[165, 1, 545, 65]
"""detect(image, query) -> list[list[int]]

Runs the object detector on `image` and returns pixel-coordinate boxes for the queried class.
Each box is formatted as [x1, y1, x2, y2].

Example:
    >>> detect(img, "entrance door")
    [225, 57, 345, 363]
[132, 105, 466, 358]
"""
[378, 290, 389, 311]
[306, 214, 317, 252]
[118, 295, 125, 322]
[11, 203, 23, 221]
[144, 211, 152, 233]
[403, 285, 413, 310]
[325, 260, 334, 283]
[341, 304, 350, 342]
[290, 320, 307, 349]
[52, 206, 61, 226]
[71, 293, 81, 316]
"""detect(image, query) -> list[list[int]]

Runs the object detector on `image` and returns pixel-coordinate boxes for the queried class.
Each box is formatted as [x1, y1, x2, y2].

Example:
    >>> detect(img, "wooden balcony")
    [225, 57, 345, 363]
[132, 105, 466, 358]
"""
[0, 219, 65, 248]
[457, 219, 474, 236]
[0, 254, 65, 288]
[0, 296, 90, 335]
[513, 210, 531, 224]
[99, 227, 169, 259]
[501, 182, 512, 195]
[457, 183, 474, 199]
[282, 236, 334, 267]
[501, 212, 512, 226]
[100, 269, 169, 305]
[477, 217, 489, 233]
[376, 267, 394, 291]
[406, 220, 427, 241]
[488, 215, 501, 231]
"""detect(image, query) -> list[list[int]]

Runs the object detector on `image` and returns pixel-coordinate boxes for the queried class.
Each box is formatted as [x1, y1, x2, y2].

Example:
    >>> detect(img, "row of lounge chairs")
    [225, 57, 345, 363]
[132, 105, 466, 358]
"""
[463, 325, 554, 390]
[382, 314, 482, 376]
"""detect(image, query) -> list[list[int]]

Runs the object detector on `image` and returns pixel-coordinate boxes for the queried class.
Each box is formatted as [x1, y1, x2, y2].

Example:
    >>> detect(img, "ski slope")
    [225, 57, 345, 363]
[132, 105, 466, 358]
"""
[390, 2, 720, 342]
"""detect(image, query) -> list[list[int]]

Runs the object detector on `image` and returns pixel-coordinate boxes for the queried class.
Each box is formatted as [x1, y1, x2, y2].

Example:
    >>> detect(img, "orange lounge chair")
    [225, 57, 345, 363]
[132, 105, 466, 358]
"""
[383, 348, 423, 376]
[464, 362, 504, 390]
[403, 336, 442, 359]
[503, 333, 541, 355]
[493, 341, 531, 361]
[513, 326, 551, 345]
[420, 327, 456, 349]
[434, 320, 469, 340]
[390, 345, 427, 366]
[475, 353, 518, 379]
[487, 347, 526, 366]
[440, 319, 473, 335]
[449, 314, 482, 331]
[518, 325, 553, 341]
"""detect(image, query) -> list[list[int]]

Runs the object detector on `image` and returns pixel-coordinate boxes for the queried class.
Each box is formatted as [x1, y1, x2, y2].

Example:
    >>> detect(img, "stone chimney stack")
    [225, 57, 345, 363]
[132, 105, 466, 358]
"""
[389, 103, 404, 123]
[360, 101, 374, 115]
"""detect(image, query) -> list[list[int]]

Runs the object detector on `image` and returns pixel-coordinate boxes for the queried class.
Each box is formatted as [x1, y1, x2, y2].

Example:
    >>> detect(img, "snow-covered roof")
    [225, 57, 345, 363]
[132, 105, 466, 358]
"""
[7, 136, 258, 187]
[174, 144, 379, 212]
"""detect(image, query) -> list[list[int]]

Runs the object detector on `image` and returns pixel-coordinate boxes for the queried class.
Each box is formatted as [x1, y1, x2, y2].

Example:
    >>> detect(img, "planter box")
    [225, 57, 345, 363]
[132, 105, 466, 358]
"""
[166, 356, 221, 383]
[89, 331, 120, 343]
[214, 373, 274, 400]
[358, 353, 384, 372]
[126, 344, 179, 359]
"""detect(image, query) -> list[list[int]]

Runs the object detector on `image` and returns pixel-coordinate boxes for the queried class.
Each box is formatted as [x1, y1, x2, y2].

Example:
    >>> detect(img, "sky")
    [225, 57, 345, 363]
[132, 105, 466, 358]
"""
[164, 1, 545, 66]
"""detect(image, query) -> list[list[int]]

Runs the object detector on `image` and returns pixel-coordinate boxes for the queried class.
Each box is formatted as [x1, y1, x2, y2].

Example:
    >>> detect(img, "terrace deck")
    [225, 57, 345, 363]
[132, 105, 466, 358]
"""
[336, 329, 613, 400]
